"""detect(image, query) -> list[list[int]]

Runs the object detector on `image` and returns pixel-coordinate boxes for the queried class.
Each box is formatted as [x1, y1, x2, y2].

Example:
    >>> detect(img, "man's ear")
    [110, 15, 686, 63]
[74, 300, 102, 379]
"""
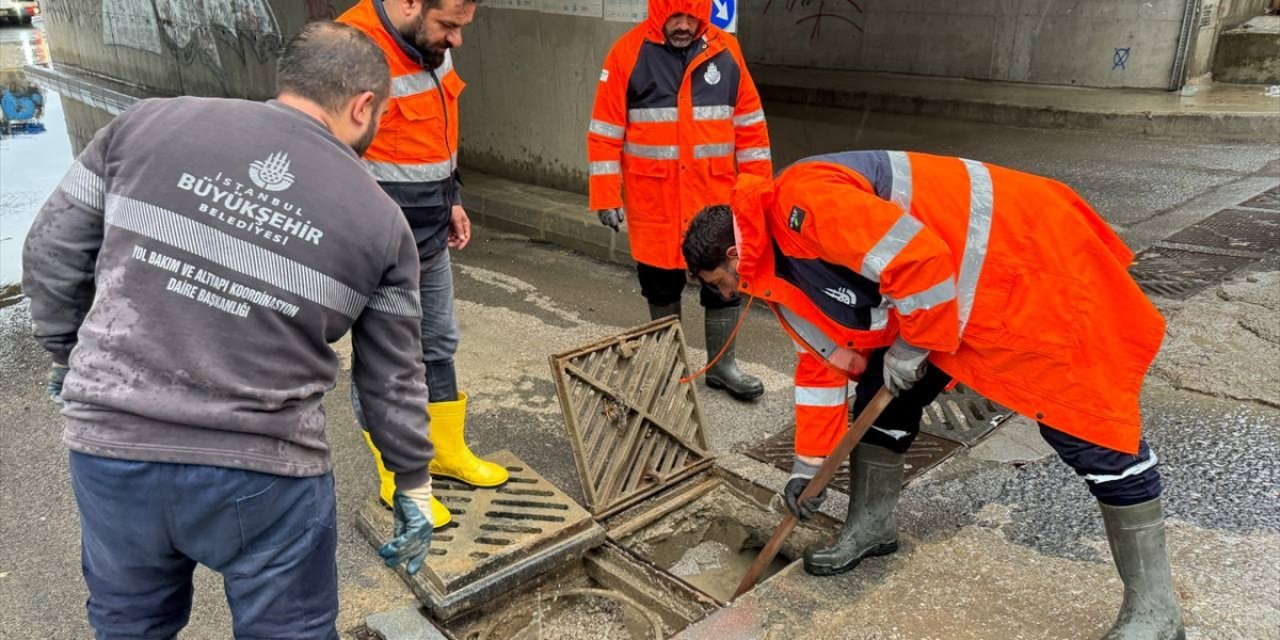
[352, 91, 377, 128]
[726, 245, 739, 260]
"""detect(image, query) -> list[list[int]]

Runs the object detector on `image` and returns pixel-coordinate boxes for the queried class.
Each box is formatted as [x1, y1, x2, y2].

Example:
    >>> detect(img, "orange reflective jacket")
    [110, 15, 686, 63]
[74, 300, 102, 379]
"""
[733, 152, 1165, 456]
[588, 0, 771, 269]
[339, 0, 463, 186]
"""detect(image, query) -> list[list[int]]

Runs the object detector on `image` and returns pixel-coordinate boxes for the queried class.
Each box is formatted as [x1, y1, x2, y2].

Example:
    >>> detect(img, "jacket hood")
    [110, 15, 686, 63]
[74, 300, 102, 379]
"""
[730, 174, 775, 282]
[647, 0, 712, 41]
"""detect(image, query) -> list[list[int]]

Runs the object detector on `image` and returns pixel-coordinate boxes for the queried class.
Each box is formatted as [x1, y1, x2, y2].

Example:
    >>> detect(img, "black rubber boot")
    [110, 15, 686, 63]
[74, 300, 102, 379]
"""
[1099, 498, 1186, 640]
[648, 302, 681, 322]
[803, 443, 904, 576]
[704, 306, 764, 401]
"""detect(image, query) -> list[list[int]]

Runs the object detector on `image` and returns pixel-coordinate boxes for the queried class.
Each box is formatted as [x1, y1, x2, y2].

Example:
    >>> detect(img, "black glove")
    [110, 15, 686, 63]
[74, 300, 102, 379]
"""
[48, 364, 69, 408]
[782, 457, 827, 520]
[597, 207, 624, 232]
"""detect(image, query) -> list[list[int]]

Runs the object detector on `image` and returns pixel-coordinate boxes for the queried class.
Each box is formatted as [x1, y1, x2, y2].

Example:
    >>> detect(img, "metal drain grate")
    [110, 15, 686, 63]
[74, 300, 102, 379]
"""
[743, 428, 965, 491]
[551, 318, 712, 518]
[1162, 208, 1280, 254]
[918, 384, 1013, 445]
[1129, 247, 1258, 299]
[1239, 185, 1280, 212]
[356, 450, 604, 621]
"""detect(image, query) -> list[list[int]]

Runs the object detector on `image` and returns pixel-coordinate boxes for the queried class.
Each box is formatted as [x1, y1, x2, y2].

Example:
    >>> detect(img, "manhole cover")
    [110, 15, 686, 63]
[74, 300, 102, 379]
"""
[355, 450, 605, 621]
[918, 383, 1013, 445]
[1163, 208, 1280, 254]
[1128, 247, 1258, 300]
[743, 428, 964, 491]
[550, 318, 712, 518]
[1239, 185, 1280, 212]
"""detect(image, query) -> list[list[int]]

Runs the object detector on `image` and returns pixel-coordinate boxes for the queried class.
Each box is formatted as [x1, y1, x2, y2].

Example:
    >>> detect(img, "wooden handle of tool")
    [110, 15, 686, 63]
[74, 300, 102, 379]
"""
[732, 386, 894, 600]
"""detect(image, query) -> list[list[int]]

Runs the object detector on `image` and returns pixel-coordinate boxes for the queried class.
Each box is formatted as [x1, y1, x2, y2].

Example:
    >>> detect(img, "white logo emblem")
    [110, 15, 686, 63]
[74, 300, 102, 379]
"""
[823, 287, 858, 307]
[249, 151, 295, 192]
[704, 62, 721, 86]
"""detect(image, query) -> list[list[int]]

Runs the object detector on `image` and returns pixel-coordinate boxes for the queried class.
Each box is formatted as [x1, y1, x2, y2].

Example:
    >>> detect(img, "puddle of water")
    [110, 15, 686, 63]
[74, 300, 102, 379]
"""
[670, 540, 790, 602]
[0, 23, 74, 290]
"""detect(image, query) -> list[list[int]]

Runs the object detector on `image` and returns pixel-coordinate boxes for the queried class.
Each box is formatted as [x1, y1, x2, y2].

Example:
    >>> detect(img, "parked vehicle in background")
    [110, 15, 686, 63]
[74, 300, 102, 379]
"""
[0, 0, 39, 24]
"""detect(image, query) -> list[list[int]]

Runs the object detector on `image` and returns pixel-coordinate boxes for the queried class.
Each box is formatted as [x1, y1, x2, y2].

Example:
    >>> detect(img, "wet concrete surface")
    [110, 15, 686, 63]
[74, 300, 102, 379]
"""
[3, 20, 1280, 640]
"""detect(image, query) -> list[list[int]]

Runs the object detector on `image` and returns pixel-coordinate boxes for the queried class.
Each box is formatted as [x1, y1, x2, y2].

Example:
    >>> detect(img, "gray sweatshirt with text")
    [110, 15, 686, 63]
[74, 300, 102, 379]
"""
[22, 97, 433, 489]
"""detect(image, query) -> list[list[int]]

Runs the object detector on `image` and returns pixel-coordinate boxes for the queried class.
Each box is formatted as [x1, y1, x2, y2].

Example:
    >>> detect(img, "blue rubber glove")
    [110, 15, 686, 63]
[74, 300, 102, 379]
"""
[379, 483, 434, 576]
[783, 456, 827, 520]
[48, 364, 69, 408]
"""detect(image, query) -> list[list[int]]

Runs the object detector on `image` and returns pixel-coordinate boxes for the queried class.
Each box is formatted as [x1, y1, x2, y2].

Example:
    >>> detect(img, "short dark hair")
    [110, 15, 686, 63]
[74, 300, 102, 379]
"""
[276, 21, 390, 114]
[683, 204, 737, 275]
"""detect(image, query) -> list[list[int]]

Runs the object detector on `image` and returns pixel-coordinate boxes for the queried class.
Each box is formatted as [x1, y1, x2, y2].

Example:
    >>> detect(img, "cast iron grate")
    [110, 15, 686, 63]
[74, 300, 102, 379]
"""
[1162, 208, 1280, 254]
[1239, 185, 1280, 212]
[1129, 247, 1259, 299]
[917, 383, 1013, 445]
[743, 428, 965, 491]
[346, 626, 385, 640]
[355, 449, 601, 620]
[550, 317, 712, 518]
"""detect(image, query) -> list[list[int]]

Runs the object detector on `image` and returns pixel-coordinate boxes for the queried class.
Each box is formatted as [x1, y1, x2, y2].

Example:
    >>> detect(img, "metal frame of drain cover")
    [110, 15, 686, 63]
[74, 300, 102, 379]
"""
[550, 317, 713, 519]
[354, 450, 605, 622]
[917, 383, 1013, 445]
[743, 428, 964, 492]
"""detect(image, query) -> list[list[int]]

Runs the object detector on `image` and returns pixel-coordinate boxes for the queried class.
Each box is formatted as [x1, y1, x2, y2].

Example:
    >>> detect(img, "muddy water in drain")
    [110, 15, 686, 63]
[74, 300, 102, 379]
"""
[513, 597, 630, 640]
[669, 540, 789, 602]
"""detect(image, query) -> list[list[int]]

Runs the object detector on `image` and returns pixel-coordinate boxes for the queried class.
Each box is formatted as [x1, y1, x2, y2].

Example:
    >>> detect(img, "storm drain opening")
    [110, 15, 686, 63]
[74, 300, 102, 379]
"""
[919, 384, 1013, 445]
[1129, 246, 1259, 299]
[744, 427, 965, 491]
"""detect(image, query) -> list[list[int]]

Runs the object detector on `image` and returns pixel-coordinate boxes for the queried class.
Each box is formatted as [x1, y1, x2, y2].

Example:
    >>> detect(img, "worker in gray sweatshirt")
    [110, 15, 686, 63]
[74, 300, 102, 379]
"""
[22, 22, 433, 639]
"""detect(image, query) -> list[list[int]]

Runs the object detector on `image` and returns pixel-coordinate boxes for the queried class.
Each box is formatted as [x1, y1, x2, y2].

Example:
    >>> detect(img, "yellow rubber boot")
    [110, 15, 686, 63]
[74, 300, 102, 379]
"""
[427, 392, 510, 487]
[361, 430, 452, 529]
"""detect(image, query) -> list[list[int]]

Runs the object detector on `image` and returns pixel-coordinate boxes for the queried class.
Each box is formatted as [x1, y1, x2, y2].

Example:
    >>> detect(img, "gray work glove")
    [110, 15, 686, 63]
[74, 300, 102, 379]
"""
[782, 457, 827, 520]
[597, 207, 624, 232]
[379, 483, 435, 576]
[48, 364, 69, 408]
[883, 337, 929, 397]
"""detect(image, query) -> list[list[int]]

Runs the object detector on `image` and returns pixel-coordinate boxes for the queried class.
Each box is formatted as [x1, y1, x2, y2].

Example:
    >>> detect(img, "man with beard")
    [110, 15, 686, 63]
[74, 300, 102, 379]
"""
[340, 0, 509, 528]
[587, 0, 773, 401]
[23, 23, 437, 637]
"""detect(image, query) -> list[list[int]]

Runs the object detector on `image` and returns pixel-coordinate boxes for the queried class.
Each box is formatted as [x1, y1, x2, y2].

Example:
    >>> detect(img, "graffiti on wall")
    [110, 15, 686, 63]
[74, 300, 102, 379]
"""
[761, 0, 863, 41]
[101, 0, 282, 85]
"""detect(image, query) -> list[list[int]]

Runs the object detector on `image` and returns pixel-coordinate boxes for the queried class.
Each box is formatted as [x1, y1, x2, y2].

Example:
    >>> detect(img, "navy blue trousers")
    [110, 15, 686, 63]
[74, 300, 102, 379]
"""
[69, 452, 339, 640]
[853, 348, 1162, 506]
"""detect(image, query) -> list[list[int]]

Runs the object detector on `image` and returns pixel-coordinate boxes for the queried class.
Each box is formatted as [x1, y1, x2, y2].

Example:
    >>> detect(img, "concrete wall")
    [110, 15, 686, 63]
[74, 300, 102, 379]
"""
[1184, 0, 1272, 80]
[740, 0, 1194, 89]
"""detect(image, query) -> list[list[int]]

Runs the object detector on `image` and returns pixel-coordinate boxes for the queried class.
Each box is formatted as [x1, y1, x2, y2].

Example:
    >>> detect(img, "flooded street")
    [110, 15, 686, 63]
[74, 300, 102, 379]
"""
[0, 22, 72, 299]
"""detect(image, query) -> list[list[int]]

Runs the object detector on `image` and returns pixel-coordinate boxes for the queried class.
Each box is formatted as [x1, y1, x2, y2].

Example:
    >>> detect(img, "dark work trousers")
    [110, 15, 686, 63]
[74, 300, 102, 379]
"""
[851, 348, 1162, 506]
[69, 452, 339, 640]
[636, 262, 740, 309]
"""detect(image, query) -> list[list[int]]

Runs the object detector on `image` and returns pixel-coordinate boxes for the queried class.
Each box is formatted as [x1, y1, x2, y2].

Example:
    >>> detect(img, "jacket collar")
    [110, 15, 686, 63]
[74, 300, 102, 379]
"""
[373, 0, 425, 67]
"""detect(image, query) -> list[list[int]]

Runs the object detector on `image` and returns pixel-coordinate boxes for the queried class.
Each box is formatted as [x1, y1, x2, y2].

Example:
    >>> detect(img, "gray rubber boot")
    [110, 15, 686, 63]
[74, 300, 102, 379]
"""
[803, 443, 904, 576]
[1099, 498, 1186, 640]
[648, 302, 681, 322]
[704, 306, 764, 401]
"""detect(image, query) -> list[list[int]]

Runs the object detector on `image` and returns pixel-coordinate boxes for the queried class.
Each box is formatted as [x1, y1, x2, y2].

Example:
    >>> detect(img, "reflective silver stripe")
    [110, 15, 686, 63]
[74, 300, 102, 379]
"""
[859, 213, 923, 281]
[390, 51, 453, 98]
[872, 426, 912, 440]
[795, 386, 847, 407]
[733, 109, 765, 127]
[623, 142, 679, 160]
[892, 278, 957, 316]
[628, 107, 678, 123]
[736, 147, 771, 163]
[104, 194, 367, 319]
[589, 160, 621, 176]
[870, 304, 889, 331]
[58, 161, 104, 211]
[887, 150, 913, 214]
[957, 159, 995, 335]
[694, 143, 734, 159]
[780, 305, 838, 358]
[1085, 452, 1159, 484]
[364, 157, 455, 182]
[693, 105, 733, 121]
[367, 286, 421, 318]
[589, 119, 625, 139]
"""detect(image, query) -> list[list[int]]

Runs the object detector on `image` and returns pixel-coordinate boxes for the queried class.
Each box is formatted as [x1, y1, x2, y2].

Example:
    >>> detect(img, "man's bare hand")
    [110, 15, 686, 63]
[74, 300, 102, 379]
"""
[447, 204, 471, 250]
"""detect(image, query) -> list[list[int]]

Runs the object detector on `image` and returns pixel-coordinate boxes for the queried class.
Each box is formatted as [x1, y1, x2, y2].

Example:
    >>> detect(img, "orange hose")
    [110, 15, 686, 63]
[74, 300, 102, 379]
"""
[680, 295, 756, 384]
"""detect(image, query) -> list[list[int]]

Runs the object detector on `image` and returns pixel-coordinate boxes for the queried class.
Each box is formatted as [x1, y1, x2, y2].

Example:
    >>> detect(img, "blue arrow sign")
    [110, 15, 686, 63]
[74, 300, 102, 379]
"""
[710, 0, 735, 31]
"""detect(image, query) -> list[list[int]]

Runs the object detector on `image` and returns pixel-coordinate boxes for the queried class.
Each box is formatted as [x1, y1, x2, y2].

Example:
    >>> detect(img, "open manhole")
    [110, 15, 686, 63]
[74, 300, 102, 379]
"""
[743, 427, 964, 491]
[356, 450, 604, 621]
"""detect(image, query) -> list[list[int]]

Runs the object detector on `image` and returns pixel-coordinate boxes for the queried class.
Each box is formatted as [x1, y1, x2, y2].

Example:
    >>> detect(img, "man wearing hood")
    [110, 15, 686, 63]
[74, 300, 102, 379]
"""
[587, 0, 772, 401]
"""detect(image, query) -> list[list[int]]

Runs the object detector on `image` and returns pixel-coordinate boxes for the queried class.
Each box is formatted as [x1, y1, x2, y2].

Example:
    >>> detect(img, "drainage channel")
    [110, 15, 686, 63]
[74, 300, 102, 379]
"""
[1130, 185, 1280, 300]
[358, 318, 842, 640]
[744, 427, 964, 492]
